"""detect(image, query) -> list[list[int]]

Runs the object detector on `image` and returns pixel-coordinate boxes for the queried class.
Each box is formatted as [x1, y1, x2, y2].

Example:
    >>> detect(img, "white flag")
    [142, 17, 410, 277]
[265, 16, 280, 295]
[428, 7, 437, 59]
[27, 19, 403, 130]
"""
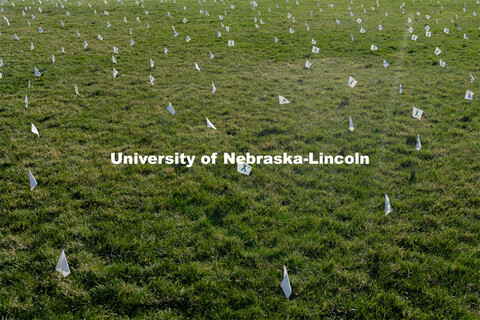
[75, 84, 79, 95]
[385, 193, 392, 216]
[34, 67, 41, 77]
[228, 40, 234, 46]
[206, 117, 216, 130]
[434, 47, 441, 56]
[383, 59, 389, 68]
[349, 116, 354, 131]
[27, 169, 37, 191]
[185, 35, 191, 42]
[83, 40, 88, 48]
[31, 123, 39, 137]
[55, 250, 71, 277]
[113, 68, 118, 78]
[167, 102, 175, 115]
[469, 73, 474, 83]
[274, 36, 278, 43]
[237, 163, 252, 175]
[305, 60, 312, 68]
[31, 42, 35, 51]
[370, 44, 378, 51]
[411, 34, 418, 41]
[209, 52, 214, 59]
[113, 46, 119, 54]
[149, 74, 155, 85]
[112, 56, 117, 64]
[278, 95, 290, 104]
[416, 134, 421, 150]
[212, 82, 216, 93]
[348, 76, 357, 88]
[195, 62, 201, 71]
[150, 58, 154, 68]
[312, 46, 319, 53]
[465, 90, 474, 100]
[280, 265, 292, 298]
[439, 59, 445, 68]
[412, 107, 423, 120]
[25, 94, 28, 108]
[52, 54, 55, 64]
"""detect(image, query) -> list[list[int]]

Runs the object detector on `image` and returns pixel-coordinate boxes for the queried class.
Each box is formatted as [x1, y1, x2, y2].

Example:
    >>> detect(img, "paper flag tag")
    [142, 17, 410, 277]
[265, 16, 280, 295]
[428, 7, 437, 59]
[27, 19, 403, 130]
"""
[237, 163, 252, 175]
[412, 107, 423, 120]
[348, 76, 357, 88]
[465, 90, 474, 100]
[31, 123, 39, 137]
[278, 95, 290, 104]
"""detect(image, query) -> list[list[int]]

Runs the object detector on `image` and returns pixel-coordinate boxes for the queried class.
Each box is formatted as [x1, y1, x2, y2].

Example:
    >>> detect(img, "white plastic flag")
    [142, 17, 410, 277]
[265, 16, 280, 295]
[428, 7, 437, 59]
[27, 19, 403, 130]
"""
[439, 60, 445, 68]
[237, 163, 252, 175]
[312, 46, 319, 53]
[28, 170, 37, 191]
[212, 82, 216, 93]
[348, 77, 357, 88]
[14, 33, 19, 40]
[31, 123, 39, 137]
[434, 47, 441, 56]
[228, 40, 234, 46]
[411, 34, 418, 41]
[280, 265, 292, 298]
[185, 35, 191, 42]
[469, 73, 474, 83]
[112, 56, 117, 64]
[34, 67, 41, 77]
[31, 42, 35, 51]
[167, 102, 175, 115]
[399, 84, 403, 94]
[412, 107, 423, 120]
[83, 40, 88, 48]
[209, 52, 214, 59]
[25, 94, 28, 108]
[113, 46, 119, 54]
[385, 193, 392, 216]
[75, 84, 79, 95]
[383, 59, 389, 68]
[150, 58, 154, 68]
[278, 95, 290, 104]
[370, 44, 378, 51]
[55, 250, 71, 277]
[274, 36, 278, 43]
[305, 60, 312, 68]
[465, 90, 474, 100]
[416, 134, 421, 150]
[52, 54, 55, 64]
[426, 31, 431, 37]
[113, 68, 118, 78]
[98, 34, 103, 40]
[195, 62, 201, 71]
[149, 74, 155, 85]
[349, 116, 354, 131]
[206, 117, 216, 130]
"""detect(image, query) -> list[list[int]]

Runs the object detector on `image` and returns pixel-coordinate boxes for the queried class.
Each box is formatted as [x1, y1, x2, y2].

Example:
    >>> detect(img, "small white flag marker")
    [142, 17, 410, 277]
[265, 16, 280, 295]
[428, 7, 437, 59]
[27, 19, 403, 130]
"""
[34, 67, 41, 77]
[28, 169, 37, 191]
[385, 193, 392, 216]
[31, 123, 39, 137]
[195, 62, 201, 71]
[206, 117, 216, 130]
[55, 250, 71, 277]
[349, 116, 354, 131]
[212, 82, 216, 93]
[416, 134, 421, 151]
[75, 84, 79, 95]
[167, 102, 175, 115]
[228, 40, 234, 46]
[280, 265, 292, 298]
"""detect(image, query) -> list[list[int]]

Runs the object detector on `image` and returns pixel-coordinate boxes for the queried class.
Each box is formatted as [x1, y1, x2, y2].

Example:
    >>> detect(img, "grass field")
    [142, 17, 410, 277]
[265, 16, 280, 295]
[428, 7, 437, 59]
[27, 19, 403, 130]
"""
[0, 0, 479, 318]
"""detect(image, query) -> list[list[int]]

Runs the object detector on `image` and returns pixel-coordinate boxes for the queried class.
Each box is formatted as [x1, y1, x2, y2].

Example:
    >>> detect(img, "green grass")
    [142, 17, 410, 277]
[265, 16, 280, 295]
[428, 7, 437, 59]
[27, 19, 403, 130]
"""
[0, 0, 479, 318]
